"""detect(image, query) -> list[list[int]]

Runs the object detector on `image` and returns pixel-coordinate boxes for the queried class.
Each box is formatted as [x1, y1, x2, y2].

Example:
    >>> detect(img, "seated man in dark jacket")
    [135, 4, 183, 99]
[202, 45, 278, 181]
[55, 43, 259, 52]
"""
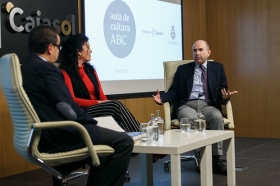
[153, 40, 238, 175]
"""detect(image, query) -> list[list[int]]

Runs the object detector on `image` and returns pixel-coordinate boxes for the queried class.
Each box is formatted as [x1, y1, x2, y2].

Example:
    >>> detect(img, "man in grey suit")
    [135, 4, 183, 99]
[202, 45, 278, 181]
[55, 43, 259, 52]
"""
[21, 25, 133, 186]
[153, 40, 238, 175]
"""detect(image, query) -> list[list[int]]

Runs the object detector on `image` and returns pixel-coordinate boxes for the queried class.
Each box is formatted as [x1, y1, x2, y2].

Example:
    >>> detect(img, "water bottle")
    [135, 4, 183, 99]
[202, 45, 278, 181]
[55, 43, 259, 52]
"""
[148, 114, 159, 142]
[194, 107, 206, 132]
[155, 110, 165, 137]
[194, 107, 205, 120]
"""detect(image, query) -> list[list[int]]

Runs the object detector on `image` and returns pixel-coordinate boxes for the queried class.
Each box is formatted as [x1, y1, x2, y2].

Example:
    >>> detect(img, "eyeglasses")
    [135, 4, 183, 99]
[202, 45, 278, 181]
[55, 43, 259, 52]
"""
[45, 43, 62, 50]
[52, 43, 62, 51]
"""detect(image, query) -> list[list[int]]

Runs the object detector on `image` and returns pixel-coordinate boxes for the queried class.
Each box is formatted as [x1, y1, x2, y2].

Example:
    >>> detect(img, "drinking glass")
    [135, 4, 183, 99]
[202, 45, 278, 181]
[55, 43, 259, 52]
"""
[180, 118, 191, 132]
[194, 119, 206, 132]
[140, 123, 153, 144]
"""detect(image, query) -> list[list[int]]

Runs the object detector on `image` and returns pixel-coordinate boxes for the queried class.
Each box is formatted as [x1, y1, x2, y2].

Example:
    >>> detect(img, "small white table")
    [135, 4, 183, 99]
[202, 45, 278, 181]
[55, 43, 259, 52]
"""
[133, 130, 235, 186]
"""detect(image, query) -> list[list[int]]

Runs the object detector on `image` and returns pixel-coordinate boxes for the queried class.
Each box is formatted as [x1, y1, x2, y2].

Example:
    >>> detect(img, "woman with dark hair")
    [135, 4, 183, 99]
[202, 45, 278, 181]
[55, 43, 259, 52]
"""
[59, 34, 140, 132]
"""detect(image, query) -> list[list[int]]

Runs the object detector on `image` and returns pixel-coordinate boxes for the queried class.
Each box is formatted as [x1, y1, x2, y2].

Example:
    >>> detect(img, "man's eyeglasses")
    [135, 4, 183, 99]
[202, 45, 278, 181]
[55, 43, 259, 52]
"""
[45, 43, 62, 50]
[52, 43, 62, 51]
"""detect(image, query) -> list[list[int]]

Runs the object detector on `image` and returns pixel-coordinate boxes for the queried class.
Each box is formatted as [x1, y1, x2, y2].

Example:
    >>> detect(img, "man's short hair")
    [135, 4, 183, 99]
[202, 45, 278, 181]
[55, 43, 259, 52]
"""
[28, 25, 59, 54]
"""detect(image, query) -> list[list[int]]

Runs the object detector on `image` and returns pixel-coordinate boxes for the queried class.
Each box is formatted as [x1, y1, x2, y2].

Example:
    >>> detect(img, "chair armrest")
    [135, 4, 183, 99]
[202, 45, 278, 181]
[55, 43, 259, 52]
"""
[163, 102, 171, 130]
[32, 121, 104, 166]
[225, 101, 234, 129]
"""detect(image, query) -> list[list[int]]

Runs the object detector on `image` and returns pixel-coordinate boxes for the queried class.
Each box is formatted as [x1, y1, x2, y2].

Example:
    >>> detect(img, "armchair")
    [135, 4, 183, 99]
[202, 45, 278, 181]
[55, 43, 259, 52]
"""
[0, 53, 114, 185]
[162, 60, 235, 171]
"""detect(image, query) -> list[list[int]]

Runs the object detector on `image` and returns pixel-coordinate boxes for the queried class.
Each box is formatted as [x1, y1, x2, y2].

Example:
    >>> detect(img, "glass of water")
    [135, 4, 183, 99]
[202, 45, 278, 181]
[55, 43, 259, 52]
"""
[180, 118, 191, 132]
[140, 123, 153, 144]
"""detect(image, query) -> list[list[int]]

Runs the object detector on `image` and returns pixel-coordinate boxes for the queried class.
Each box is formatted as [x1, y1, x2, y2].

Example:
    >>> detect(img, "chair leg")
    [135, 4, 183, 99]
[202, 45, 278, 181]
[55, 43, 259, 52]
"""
[61, 166, 90, 185]
[124, 171, 130, 182]
[61, 181, 68, 186]
[193, 150, 200, 168]
[164, 153, 200, 171]
[164, 160, 171, 171]
[61, 168, 131, 185]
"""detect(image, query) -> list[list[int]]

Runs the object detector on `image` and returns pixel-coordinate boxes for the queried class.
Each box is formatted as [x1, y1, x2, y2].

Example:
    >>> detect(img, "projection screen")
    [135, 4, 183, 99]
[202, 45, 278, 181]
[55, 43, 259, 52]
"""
[83, 0, 183, 95]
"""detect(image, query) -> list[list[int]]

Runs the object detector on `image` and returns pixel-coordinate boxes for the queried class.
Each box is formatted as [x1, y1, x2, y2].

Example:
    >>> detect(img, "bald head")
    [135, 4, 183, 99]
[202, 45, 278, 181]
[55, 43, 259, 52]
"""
[192, 40, 211, 65]
[192, 40, 209, 50]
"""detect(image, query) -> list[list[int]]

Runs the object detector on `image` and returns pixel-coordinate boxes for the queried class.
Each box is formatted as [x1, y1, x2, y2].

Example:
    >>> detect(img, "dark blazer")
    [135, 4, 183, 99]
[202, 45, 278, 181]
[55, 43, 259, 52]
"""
[21, 53, 99, 153]
[161, 61, 228, 119]
[64, 64, 101, 101]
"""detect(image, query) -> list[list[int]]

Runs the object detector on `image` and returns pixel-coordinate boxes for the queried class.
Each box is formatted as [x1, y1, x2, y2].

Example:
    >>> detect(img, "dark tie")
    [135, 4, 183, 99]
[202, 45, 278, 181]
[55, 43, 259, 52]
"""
[200, 65, 210, 104]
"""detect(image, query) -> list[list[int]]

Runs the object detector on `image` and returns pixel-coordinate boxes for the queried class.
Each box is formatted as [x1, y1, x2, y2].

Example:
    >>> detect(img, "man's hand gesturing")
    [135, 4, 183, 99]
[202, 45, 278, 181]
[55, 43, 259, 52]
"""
[152, 89, 163, 105]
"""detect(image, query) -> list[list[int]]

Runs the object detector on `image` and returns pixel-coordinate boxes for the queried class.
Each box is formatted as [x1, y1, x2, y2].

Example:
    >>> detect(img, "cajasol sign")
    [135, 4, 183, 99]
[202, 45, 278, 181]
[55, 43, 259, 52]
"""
[3, 2, 76, 35]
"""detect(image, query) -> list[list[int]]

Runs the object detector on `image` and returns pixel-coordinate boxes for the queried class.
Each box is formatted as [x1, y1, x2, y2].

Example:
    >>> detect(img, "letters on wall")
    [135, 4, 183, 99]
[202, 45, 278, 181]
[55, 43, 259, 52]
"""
[0, 0, 79, 61]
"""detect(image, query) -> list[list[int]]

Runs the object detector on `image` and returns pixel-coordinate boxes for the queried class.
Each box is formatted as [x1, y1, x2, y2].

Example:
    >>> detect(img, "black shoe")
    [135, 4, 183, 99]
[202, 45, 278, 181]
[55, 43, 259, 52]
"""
[213, 161, 227, 176]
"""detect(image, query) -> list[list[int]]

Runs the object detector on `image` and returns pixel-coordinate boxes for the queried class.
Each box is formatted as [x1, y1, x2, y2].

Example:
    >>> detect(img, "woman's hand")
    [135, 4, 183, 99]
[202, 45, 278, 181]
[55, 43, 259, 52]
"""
[98, 100, 110, 104]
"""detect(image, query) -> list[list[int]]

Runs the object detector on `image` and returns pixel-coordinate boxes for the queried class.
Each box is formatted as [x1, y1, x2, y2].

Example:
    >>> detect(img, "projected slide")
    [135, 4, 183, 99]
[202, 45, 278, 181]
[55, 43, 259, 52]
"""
[84, 0, 182, 94]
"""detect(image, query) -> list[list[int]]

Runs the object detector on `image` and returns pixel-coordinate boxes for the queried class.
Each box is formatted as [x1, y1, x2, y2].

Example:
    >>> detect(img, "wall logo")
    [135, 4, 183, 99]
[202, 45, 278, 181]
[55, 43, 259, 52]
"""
[3, 2, 75, 35]
[103, 0, 136, 58]
[171, 26, 176, 40]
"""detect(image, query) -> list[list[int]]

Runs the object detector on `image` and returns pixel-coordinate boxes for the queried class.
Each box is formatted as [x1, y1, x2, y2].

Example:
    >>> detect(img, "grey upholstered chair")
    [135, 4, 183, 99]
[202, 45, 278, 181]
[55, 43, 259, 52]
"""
[0, 53, 114, 185]
[162, 59, 235, 171]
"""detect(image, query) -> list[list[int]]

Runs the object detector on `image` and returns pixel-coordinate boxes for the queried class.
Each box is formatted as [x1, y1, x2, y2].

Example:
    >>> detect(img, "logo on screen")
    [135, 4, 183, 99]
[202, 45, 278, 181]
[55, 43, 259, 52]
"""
[104, 0, 136, 58]
[171, 26, 176, 40]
